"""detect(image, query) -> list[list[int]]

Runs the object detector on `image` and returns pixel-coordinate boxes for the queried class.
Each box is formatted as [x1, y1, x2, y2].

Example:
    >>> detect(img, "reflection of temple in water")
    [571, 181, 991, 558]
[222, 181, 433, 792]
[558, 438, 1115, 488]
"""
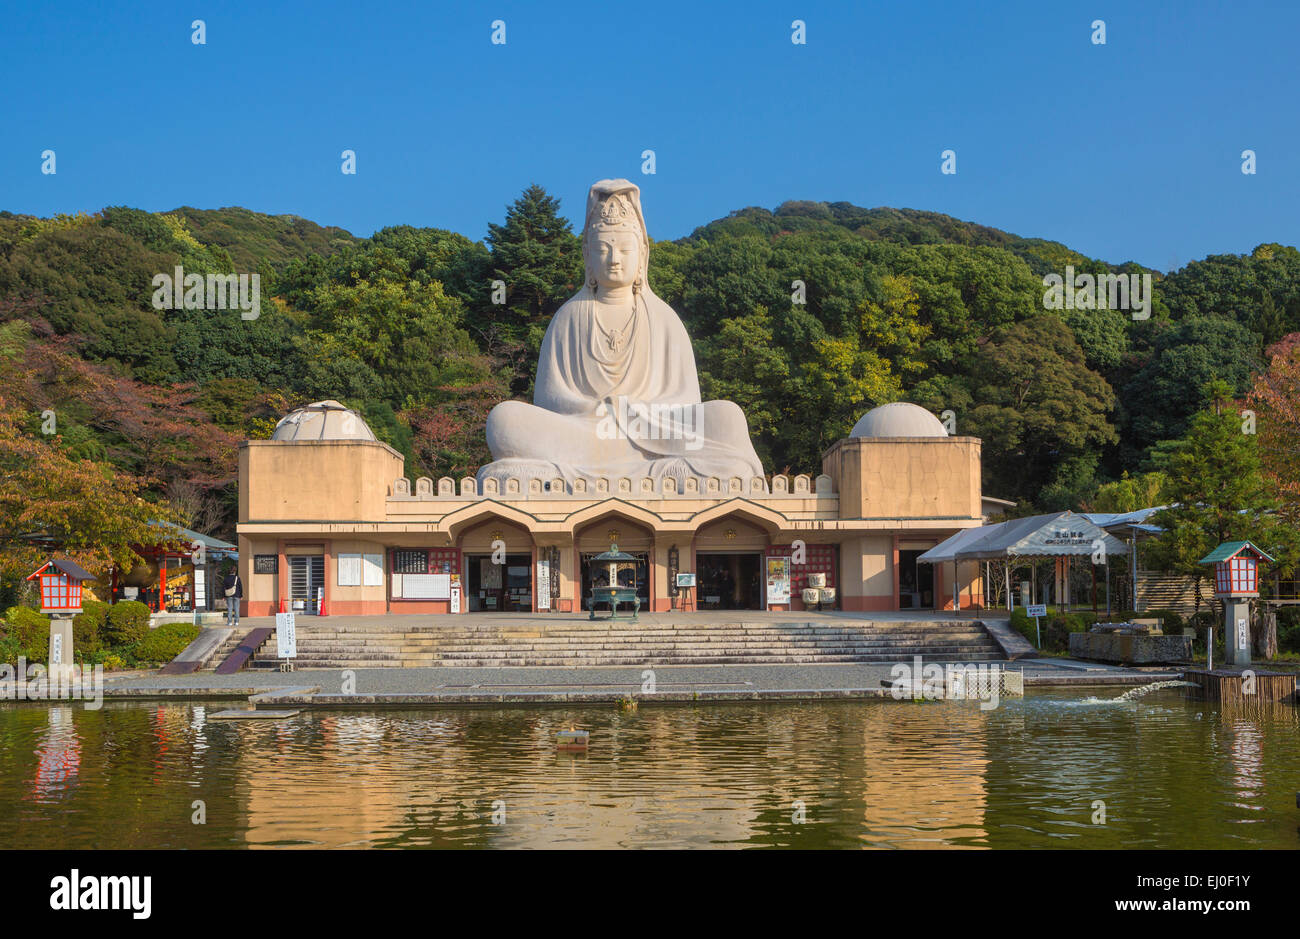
[851, 705, 990, 848]
[226, 705, 993, 849]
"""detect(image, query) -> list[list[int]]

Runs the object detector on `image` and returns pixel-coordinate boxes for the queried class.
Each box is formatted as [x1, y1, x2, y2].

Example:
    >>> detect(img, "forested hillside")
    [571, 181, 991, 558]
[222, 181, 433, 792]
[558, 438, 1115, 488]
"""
[2, 189, 1298, 582]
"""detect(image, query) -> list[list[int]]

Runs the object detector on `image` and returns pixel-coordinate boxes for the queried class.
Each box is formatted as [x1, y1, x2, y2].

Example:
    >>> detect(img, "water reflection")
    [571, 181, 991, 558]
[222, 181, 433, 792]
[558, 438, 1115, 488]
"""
[0, 690, 1297, 849]
[28, 706, 80, 803]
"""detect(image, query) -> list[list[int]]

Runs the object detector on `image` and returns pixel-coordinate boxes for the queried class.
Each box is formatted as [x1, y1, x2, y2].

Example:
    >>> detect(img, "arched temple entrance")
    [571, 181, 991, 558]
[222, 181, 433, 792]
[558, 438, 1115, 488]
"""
[458, 517, 534, 613]
[574, 514, 655, 613]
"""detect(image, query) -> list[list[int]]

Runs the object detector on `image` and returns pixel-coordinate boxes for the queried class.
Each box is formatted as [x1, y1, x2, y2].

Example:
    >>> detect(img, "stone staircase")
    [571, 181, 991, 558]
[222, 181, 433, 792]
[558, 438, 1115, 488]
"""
[210, 629, 251, 665]
[215, 619, 1005, 669]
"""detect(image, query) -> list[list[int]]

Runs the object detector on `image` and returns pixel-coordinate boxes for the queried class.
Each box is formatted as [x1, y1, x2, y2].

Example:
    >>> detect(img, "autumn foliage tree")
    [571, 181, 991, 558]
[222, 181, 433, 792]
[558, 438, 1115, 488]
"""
[1247, 332, 1300, 526]
[0, 392, 173, 591]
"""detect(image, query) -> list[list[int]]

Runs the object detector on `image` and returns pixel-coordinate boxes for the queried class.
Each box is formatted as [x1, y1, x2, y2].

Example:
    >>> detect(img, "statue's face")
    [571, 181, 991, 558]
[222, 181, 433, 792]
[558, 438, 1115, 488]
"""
[588, 229, 640, 289]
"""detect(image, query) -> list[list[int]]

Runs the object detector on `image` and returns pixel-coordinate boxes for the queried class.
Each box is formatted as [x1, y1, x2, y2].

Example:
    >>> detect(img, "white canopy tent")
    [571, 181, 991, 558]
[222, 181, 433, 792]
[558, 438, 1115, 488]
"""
[919, 511, 1129, 613]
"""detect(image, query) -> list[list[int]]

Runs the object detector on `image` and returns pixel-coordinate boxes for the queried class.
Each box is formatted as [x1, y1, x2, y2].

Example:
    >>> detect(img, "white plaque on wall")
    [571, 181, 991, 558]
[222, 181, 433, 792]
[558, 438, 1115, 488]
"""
[337, 554, 362, 586]
[403, 573, 451, 600]
[362, 553, 383, 586]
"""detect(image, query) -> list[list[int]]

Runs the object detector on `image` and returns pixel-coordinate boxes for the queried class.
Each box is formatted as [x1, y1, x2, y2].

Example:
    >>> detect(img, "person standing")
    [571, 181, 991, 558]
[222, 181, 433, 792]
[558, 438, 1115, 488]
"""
[222, 569, 243, 627]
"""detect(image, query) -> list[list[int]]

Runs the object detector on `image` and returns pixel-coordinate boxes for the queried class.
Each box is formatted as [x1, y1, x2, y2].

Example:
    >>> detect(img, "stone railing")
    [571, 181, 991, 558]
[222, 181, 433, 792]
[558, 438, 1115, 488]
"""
[388, 473, 835, 501]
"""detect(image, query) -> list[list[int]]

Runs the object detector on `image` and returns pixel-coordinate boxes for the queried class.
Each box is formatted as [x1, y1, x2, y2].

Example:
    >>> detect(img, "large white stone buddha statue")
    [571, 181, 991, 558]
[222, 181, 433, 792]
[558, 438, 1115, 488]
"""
[477, 178, 765, 488]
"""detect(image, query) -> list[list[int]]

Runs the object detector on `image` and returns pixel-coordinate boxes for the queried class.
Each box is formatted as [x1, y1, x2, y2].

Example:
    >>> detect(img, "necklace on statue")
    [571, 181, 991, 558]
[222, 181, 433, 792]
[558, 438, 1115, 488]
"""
[595, 302, 634, 355]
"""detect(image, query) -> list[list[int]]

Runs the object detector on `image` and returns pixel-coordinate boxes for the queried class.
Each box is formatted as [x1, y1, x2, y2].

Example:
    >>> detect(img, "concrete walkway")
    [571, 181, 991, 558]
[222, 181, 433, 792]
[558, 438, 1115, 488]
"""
[99, 657, 1182, 708]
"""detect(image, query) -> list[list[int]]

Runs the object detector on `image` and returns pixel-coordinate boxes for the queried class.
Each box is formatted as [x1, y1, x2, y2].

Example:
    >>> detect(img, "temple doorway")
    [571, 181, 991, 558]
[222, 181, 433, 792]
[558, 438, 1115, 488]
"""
[465, 553, 532, 612]
[898, 549, 934, 609]
[697, 553, 762, 610]
[288, 554, 325, 614]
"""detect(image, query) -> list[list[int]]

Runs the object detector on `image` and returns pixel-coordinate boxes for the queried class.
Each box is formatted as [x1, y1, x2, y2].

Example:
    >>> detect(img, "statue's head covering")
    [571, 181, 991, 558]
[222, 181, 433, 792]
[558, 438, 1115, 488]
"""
[582, 178, 650, 291]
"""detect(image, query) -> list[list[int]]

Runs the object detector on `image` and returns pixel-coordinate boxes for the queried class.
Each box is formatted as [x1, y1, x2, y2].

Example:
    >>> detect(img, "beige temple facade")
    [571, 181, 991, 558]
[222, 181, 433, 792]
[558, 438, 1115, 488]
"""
[237, 178, 995, 618]
[236, 400, 993, 618]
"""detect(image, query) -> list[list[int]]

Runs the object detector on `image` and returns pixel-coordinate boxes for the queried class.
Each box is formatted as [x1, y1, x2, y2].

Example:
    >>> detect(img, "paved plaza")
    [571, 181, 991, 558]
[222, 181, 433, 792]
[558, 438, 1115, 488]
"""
[100, 655, 1182, 708]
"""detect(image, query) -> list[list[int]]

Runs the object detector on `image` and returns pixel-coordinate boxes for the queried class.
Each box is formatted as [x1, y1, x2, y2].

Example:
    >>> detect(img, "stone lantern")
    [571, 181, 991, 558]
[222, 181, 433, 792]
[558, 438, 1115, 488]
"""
[1199, 541, 1273, 666]
[26, 559, 96, 679]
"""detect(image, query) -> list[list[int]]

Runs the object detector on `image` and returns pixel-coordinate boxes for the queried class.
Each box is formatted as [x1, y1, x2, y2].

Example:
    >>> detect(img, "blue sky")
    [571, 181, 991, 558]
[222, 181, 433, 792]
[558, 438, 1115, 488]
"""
[1, 0, 1296, 270]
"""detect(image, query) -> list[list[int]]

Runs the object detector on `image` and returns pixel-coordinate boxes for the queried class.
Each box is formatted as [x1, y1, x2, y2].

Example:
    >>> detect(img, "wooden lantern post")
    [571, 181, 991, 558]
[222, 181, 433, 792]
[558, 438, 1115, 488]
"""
[26, 559, 96, 681]
[1199, 541, 1273, 667]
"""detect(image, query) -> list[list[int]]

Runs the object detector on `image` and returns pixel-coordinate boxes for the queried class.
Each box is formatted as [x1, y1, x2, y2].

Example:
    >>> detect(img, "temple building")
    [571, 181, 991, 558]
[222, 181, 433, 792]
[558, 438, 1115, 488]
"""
[236, 399, 995, 617]
[236, 179, 998, 619]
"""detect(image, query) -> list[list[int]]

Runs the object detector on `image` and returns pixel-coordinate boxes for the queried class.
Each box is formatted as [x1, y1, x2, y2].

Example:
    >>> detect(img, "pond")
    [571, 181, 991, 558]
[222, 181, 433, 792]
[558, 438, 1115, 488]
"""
[0, 688, 1296, 849]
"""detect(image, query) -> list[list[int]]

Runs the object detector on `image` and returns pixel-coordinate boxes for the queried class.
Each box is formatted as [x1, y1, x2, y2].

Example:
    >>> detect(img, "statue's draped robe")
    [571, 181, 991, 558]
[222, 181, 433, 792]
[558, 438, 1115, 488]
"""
[478, 285, 764, 486]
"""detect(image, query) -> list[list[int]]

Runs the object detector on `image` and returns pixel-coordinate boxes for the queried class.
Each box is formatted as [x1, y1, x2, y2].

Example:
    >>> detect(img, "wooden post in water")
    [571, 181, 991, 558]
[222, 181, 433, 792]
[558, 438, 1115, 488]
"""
[1184, 669, 1296, 704]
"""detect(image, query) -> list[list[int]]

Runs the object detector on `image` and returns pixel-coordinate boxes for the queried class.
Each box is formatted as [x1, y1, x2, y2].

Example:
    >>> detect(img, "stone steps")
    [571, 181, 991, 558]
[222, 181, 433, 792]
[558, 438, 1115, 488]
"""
[250, 642, 992, 658]
[259, 627, 990, 640]
[250, 653, 1006, 669]
[275, 625, 967, 638]
[223, 619, 1004, 670]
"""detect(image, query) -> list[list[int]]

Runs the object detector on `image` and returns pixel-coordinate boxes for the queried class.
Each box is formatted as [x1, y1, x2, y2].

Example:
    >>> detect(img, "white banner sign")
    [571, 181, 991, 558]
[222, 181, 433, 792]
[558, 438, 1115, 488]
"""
[276, 612, 297, 658]
[537, 557, 551, 611]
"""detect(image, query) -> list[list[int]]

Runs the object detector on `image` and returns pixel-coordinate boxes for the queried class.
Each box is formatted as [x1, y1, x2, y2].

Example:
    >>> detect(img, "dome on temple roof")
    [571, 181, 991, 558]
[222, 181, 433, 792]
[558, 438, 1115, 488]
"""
[271, 400, 376, 441]
[850, 402, 947, 438]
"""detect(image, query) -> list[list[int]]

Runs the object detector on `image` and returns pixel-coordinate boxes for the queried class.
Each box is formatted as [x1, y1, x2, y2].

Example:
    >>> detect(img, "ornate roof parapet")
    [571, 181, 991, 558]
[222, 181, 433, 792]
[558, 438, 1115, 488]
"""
[389, 472, 834, 501]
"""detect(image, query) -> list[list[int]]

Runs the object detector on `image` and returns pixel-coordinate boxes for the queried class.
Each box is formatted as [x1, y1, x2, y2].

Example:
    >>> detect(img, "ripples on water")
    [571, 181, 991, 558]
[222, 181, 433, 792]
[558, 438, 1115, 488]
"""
[0, 689, 1296, 849]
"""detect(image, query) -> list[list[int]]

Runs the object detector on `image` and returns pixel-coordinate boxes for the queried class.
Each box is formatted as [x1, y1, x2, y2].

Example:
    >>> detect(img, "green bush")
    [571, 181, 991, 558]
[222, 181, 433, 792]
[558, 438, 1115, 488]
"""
[132, 622, 200, 664]
[104, 600, 151, 647]
[1043, 613, 1091, 653]
[3, 606, 50, 662]
[1009, 608, 1035, 645]
[0, 636, 23, 666]
[73, 599, 108, 655]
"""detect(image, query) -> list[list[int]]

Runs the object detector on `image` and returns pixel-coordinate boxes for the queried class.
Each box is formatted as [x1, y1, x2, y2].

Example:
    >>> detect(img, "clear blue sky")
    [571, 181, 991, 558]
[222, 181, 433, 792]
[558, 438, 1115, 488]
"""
[2, 0, 1296, 271]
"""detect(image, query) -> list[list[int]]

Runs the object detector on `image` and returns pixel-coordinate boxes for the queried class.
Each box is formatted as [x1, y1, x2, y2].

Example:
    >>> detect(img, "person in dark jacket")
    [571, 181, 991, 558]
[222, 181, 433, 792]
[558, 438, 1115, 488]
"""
[222, 570, 243, 626]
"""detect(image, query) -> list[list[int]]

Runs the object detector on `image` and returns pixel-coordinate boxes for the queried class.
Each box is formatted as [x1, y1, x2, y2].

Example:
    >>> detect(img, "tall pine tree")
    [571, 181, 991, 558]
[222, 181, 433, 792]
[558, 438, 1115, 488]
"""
[484, 184, 583, 396]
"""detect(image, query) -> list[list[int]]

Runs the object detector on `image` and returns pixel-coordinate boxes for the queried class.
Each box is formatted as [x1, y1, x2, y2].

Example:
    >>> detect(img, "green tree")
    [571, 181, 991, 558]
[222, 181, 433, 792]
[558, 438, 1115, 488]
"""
[299, 278, 484, 408]
[697, 306, 791, 470]
[1121, 316, 1261, 456]
[1145, 382, 1281, 602]
[1083, 471, 1168, 513]
[959, 315, 1117, 504]
[485, 185, 583, 392]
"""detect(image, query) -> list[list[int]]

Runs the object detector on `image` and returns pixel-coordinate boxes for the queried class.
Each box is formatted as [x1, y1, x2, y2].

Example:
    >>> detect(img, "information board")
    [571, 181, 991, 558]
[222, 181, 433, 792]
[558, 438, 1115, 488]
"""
[275, 612, 297, 658]
[403, 573, 452, 600]
[765, 557, 791, 606]
[536, 557, 551, 611]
